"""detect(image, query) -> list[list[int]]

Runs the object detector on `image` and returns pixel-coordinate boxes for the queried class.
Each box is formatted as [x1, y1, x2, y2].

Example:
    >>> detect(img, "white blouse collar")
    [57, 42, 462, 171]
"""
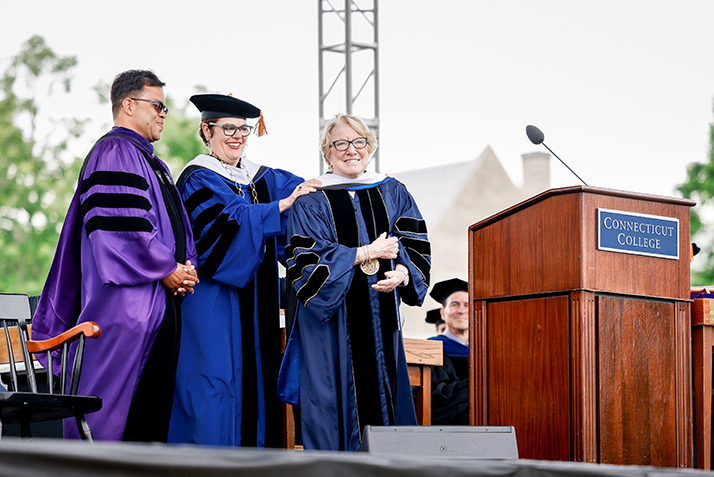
[317, 170, 388, 188]
[181, 154, 261, 185]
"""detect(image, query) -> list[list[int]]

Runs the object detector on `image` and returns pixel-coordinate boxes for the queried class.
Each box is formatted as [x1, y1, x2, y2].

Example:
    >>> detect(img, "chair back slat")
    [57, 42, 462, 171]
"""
[1, 320, 19, 392]
[16, 318, 37, 393]
[46, 350, 54, 395]
[61, 343, 68, 394]
[69, 335, 86, 396]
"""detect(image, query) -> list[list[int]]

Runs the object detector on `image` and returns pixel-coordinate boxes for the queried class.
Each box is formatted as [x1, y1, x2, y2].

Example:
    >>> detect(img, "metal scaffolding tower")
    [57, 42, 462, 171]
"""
[318, 0, 379, 173]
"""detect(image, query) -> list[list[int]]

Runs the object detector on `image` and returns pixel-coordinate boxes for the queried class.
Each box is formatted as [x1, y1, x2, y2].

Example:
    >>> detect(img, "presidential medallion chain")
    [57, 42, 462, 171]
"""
[214, 155, 259, 204]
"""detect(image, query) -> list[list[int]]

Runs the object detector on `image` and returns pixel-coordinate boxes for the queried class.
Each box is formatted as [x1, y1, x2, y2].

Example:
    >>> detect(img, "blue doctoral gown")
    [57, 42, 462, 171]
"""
[168, 157, 302, 447]
[427, 334, 470, 425]
[278, 176, 431, 451]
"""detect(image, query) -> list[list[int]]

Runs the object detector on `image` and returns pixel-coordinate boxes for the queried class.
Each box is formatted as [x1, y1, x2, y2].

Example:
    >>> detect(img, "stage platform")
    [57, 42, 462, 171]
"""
[0, 439, 710, 477]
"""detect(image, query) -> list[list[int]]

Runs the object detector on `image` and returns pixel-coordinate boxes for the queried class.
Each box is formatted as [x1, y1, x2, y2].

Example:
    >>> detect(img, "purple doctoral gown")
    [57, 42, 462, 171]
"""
[32, 127, 197, 440]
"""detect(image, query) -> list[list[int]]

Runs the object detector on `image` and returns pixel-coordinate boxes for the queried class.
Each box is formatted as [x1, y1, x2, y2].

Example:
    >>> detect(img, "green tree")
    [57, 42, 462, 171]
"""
[155, 96, 203, 177]
[678, 98, 714, 284]
[0, 35, 84, 294]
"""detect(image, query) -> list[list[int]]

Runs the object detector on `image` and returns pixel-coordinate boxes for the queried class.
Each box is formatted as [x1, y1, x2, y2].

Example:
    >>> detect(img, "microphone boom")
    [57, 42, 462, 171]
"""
[525, 125, 588, 186]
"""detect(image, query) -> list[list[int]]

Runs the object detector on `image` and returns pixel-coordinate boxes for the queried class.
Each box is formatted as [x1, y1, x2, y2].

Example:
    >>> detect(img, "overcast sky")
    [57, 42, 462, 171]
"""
[2, 0, 714, 199]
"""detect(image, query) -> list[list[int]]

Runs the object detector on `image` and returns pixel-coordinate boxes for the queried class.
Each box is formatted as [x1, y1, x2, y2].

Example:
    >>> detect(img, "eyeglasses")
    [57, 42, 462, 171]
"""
[331, 137, 368, 151]
[130, 98, 169, 115]
[208, 123, 253, 137]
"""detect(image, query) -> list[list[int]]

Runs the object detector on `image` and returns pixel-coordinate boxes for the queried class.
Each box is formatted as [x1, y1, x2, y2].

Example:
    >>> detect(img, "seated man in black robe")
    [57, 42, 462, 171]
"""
[425, 308, 446, 335]
[427, 278, 469, 425]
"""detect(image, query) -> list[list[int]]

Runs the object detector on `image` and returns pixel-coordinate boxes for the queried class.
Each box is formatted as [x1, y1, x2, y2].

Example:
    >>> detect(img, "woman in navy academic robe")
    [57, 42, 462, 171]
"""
[278, 113, 431, 451]
[167, 94, 320, 447]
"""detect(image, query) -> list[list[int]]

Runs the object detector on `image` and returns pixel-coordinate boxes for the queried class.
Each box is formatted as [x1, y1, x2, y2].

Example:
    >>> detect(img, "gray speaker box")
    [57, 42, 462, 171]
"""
[359, 425, 518, 459]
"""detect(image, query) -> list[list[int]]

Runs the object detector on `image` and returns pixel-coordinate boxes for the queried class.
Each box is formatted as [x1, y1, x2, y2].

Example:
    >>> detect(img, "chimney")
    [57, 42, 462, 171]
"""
[522, 152, 550, 198]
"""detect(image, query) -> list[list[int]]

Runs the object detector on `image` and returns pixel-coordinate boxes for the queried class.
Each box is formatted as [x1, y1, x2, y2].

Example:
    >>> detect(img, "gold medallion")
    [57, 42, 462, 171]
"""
[360, 258, 379, 275]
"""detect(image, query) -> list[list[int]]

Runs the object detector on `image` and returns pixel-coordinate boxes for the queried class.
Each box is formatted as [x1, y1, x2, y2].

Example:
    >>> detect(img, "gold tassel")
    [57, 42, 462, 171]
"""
[257, 110, 268, 136]
[692, 242, 700, 262]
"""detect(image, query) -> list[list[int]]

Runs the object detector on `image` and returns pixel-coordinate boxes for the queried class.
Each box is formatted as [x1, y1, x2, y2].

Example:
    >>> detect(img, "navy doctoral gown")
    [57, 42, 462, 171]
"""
[168, 156, 302, 447]
[427, 334, 469, 425]
[278, 176, 431, 451]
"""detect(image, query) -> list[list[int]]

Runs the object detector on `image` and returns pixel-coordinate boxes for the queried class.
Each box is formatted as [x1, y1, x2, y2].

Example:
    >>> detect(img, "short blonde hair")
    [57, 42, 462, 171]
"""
[319, 113, 378, 166]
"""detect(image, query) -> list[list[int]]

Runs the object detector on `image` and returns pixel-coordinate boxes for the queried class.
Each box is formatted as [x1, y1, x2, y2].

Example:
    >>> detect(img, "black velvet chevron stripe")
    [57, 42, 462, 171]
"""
[399, 236, 431, 256]
[395, 216, 427, 235]
[193, 203, 224, 239]
[200, 219, 239, 277]
[85, 216, 153, 237]
[287, 252, 320, 283]
[296, 264, 330, 304]
[201, 173, 270, 274]
[81, 193, 151, 216]
[183, 187, 214, 215]
[195, 212, 231, 257]
[81, 171, 149, 194]
[285, 235, 317, 261]
[404, 247, 431, 284]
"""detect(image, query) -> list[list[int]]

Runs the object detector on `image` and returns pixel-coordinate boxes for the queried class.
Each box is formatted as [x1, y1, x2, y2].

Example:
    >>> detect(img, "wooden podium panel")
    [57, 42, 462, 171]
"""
[598, 296, 678, 465]
[469, 186, 694, 468]
[486, 296, 571, 461]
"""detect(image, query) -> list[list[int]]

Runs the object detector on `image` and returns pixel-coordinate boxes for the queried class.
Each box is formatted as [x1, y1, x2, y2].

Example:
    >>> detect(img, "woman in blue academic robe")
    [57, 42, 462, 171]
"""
[168, 94, 320, 447]
[278, 113, 431, 451]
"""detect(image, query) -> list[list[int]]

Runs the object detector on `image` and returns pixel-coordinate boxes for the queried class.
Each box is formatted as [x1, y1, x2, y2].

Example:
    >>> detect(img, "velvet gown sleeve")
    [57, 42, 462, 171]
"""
[285, 193, 358, 321]
[80, 137, 178, 286]
[269, 169, 304, 265]
[389, 180, 431, 306]
[179, 168, 291, 287]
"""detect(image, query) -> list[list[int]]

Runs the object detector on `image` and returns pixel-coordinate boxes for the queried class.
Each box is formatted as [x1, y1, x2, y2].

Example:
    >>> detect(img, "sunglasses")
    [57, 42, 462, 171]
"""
[130, 98, 169, 115]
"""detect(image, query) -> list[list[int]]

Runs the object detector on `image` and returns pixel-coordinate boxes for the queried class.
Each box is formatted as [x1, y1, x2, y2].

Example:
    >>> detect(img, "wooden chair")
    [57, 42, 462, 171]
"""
[0, 293, 102, 441]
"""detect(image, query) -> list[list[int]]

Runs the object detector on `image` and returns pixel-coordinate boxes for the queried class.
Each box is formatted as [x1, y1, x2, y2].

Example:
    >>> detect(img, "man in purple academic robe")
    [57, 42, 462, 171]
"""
[32, 70, 198, 442]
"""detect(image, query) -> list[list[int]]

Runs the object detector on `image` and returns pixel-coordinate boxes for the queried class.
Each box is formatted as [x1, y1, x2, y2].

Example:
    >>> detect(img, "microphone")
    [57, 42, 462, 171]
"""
[525, 125, 588, 186]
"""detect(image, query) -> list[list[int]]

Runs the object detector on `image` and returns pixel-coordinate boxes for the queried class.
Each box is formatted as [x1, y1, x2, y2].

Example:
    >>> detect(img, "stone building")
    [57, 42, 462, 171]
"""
[392, 147, 551, 338]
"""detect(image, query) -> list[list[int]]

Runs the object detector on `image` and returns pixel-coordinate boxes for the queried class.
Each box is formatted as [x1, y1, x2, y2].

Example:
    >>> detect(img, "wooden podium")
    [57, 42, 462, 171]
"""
[468, 186, 694, 467]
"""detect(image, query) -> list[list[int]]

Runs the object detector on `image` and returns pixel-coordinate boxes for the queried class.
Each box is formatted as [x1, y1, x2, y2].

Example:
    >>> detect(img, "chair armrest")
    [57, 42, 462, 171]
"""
[26, 322, 102, 353]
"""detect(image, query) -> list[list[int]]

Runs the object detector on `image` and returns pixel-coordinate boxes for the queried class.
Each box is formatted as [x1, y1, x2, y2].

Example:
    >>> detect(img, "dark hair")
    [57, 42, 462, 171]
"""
[110, 70, 165, 118]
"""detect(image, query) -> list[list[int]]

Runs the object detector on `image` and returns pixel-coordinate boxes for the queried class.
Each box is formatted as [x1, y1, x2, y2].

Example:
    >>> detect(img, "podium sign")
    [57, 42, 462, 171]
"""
[468, 186, 694, 467]
[597, 208, 679, 259]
